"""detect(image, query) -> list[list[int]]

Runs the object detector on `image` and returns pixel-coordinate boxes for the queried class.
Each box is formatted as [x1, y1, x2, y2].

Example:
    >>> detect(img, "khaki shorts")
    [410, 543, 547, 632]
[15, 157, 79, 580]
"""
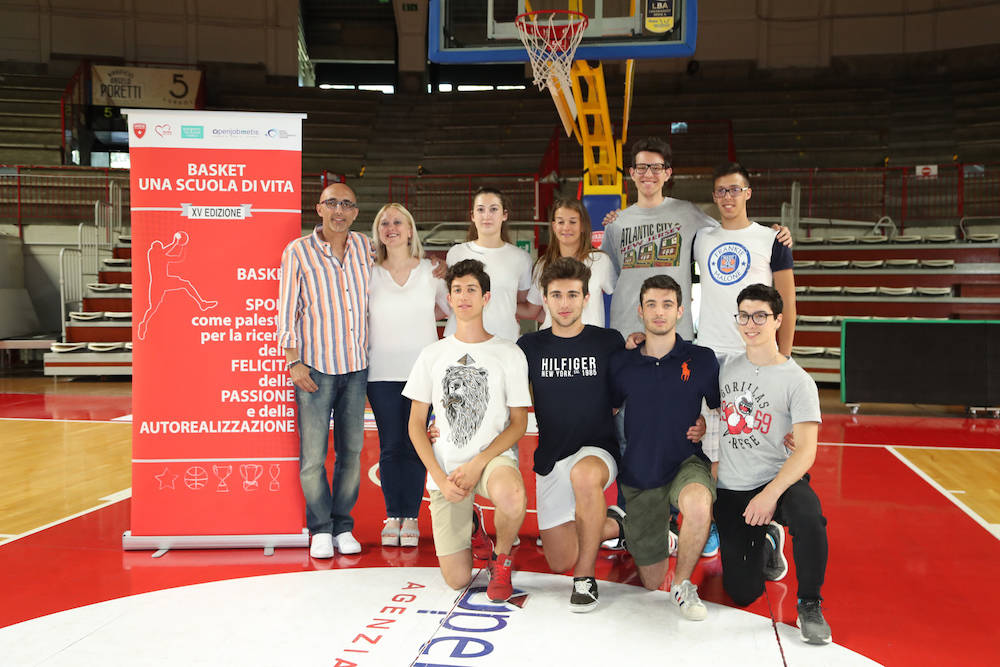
[429, 455, 520, 557]
[621, 455, 716, 567]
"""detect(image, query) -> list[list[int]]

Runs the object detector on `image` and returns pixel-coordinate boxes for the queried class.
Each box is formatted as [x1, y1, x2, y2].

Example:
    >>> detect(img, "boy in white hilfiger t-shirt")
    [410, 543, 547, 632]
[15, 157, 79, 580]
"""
[714, 284, 831, 646]
[403, 259, 531, 603]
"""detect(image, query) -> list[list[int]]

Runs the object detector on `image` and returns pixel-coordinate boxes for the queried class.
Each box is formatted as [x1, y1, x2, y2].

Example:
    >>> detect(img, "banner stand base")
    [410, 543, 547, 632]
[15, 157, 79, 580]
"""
[122, 529, 309, 552]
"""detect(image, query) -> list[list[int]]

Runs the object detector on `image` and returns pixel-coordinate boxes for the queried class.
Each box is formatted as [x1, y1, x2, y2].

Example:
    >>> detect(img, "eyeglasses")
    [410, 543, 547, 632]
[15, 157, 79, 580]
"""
[320, 198, 358, 210]
[633, 163, 667, 175]
[735, 311, 776, 325]
[713, 185, 750, 199]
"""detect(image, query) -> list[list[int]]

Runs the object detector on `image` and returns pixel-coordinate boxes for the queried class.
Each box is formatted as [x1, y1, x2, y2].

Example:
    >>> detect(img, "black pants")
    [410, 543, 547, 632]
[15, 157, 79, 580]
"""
[715, 475, 828, 606]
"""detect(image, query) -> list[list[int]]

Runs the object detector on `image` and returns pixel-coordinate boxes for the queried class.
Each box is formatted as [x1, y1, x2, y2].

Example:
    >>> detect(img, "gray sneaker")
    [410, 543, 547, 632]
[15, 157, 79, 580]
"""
[797, 599, 832, 644]
[763, 522, 787, 581]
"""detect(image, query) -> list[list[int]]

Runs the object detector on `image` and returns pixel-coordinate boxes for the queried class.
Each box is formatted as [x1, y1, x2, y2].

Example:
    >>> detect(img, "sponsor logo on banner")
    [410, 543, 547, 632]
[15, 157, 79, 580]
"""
[213, 128, 261, 138]
[266, 128, 297, 139]
[133, 123, 147, 138]
[92, 65, 202, 109]
[708, 241, 750, 285]
[181, 125, 204, 139]
[154, 124, 172, 137]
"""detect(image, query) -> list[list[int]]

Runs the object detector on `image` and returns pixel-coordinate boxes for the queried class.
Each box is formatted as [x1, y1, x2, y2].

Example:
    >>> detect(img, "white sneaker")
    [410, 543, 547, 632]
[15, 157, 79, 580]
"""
[671, 579, 708, 621]
[309, 533, 334, 559]
[333, 531, 362, 554]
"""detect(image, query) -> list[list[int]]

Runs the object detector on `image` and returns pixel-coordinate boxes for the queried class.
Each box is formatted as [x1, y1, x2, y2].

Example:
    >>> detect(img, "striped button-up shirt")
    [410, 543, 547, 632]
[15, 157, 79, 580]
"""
[277, 226, 373, 375]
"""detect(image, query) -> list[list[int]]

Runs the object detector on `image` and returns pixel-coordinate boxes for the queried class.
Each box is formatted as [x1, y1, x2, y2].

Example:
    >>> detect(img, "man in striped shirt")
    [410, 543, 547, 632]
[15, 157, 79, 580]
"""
[279, 182, 373, 558]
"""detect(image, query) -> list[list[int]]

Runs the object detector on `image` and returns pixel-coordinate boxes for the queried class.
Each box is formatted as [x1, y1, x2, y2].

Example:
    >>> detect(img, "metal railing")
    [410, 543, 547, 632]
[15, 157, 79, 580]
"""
[0, 165, 131, 237]
[1, 166, 344, 235]
[302, 170, 345, 216]
[388, 173, 540, 223]
[58, 247, 83, 343]
[672, 163, 1000, 233]
[77, 222, 101, 284]
[749, 163, 1000, 232]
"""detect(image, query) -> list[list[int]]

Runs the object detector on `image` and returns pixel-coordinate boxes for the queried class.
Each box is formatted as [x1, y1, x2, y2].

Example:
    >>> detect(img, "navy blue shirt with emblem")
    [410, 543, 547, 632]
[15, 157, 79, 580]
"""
[609, 335, 721, 490]
[517, 325, 624, 476]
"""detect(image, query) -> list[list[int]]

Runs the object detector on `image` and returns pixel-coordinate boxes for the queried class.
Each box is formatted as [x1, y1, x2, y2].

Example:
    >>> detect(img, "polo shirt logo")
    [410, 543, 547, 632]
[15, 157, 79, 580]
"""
[681, 360, 691, 382]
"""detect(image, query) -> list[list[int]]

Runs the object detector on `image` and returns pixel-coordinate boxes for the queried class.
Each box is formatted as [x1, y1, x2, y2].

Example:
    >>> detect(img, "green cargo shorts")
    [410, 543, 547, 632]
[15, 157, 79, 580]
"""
[621, 455, 716, 566]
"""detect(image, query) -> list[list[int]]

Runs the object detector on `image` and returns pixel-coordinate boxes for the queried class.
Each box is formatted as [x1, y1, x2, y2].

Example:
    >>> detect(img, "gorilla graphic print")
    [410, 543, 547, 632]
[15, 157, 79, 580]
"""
[442, 354, 490, 449]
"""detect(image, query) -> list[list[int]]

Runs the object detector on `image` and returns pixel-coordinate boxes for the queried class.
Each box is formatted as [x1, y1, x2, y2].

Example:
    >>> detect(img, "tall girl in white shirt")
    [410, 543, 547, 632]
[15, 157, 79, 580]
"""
[368, 203, 450, 547]
[524, 198, 618, 328]
[444, 187, 533, 341]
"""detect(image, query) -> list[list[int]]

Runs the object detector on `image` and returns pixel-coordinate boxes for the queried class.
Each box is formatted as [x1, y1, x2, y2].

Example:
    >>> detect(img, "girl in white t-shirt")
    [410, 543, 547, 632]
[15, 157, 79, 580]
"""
[368, 203, 450, 548]
[524, 198, 617, 328]
[444, 187, 533, 341]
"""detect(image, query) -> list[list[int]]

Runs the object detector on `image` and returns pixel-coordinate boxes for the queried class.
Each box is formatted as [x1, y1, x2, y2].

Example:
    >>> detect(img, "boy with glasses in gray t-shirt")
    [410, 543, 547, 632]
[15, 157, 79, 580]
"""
[715, 284, 832, 646]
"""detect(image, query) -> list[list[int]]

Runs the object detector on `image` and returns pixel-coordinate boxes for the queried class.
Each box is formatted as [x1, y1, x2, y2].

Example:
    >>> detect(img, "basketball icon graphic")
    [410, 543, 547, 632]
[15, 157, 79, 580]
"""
[174, 230, 190, 245]
[184, 466, 209, 490]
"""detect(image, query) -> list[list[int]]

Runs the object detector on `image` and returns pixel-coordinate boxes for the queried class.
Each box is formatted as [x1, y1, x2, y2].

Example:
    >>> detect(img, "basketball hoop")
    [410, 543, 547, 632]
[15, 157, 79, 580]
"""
[514, 10, 589, 91]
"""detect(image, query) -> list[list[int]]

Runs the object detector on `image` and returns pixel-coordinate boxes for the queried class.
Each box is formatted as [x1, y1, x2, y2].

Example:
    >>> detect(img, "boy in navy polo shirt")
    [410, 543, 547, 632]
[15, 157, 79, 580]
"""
[610, 275, 720, 621]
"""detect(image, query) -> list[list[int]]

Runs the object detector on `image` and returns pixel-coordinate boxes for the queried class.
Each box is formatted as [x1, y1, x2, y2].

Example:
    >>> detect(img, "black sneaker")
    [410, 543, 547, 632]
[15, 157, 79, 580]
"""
[763, 521, 787, 581]
[797, 598, 832, 644]
[601, 505, 627, 550]
[569, 576, 599, 613]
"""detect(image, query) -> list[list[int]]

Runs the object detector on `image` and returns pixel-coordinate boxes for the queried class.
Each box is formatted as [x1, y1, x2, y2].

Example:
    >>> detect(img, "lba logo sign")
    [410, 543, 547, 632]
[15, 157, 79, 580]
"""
[133, 123, 147, 138]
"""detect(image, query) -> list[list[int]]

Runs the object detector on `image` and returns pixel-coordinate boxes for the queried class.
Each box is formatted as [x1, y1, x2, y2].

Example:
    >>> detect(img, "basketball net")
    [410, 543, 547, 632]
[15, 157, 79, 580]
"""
[514, 10, 588, 92]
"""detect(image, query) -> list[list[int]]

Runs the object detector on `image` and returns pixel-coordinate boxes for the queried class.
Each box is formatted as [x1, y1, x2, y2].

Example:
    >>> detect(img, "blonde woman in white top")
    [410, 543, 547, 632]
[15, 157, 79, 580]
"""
[524, 198, 617, 328]
[444, 187, 533, 341]
[368, 203, 450, 547]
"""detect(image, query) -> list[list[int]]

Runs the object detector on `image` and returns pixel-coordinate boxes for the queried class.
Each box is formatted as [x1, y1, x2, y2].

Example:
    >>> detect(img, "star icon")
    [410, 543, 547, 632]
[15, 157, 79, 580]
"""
[154, 467, 178, 490]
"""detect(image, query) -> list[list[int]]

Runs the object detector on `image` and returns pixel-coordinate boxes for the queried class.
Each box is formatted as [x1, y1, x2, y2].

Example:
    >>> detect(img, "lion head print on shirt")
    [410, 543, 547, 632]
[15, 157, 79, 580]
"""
[442, 353, 489, 448]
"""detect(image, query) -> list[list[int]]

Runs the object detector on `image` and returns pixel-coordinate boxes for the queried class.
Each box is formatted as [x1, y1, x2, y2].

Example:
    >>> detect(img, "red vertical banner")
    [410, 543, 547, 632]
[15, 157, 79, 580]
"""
[124, 111, 307, 547]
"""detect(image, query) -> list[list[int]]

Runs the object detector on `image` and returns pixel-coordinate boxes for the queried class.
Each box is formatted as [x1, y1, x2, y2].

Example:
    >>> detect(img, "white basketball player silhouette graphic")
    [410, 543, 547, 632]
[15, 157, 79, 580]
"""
[136, 230, 217, 340]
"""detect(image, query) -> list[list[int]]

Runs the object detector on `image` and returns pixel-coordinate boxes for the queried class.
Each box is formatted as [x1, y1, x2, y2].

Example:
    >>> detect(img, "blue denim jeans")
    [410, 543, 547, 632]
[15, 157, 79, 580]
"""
[295, 367, 367, 535]
[366, 381, 426, 519]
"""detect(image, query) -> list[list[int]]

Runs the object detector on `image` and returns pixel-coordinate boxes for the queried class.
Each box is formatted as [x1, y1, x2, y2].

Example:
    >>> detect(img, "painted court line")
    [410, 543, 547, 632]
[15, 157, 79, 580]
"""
[822, 441, 1000, 453]
[0, 489, 132, 546]
[886, 446, 999, 540]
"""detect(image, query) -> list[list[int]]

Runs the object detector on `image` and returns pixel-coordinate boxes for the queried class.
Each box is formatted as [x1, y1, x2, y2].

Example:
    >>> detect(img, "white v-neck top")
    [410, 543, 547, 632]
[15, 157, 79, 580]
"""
[367, 259, 451, 382]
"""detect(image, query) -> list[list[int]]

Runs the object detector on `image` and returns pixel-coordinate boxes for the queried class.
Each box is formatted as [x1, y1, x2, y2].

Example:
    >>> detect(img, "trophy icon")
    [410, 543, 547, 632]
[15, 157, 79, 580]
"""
[213, 464, 232, 493]
[240, 463, 263, 491]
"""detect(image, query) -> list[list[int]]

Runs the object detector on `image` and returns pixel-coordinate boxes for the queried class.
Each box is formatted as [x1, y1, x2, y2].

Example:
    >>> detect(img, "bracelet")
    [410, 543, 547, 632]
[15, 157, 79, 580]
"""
[287, 359, 302, 371]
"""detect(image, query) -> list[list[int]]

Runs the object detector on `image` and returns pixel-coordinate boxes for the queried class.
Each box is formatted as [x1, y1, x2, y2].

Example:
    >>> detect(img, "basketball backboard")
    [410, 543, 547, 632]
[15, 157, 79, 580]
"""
[428, 0, 696, 64]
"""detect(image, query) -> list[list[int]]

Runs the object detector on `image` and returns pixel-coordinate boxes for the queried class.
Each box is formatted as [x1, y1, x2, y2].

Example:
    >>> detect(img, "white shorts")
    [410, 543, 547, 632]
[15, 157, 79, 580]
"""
[535, 446, 618, 531]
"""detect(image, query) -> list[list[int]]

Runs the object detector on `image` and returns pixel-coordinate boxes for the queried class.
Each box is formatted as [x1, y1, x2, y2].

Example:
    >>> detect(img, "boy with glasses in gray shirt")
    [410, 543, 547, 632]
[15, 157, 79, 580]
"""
[715, 284, 831, 646]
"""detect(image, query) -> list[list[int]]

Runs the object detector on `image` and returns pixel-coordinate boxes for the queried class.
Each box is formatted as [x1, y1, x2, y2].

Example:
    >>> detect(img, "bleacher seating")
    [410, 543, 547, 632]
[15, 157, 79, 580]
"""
[0, 72, 64, 165]
[791, 234, 1000, 382]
